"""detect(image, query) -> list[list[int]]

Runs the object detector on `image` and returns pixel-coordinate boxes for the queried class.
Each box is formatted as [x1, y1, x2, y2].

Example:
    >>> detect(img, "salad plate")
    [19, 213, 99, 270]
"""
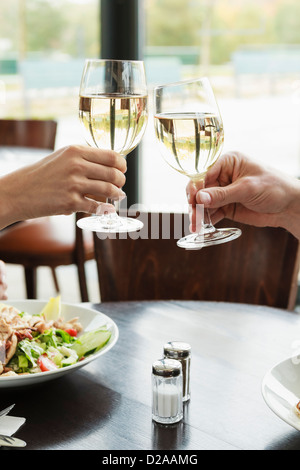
[262, 356, 300, 431]
[0, 299, 118, 388]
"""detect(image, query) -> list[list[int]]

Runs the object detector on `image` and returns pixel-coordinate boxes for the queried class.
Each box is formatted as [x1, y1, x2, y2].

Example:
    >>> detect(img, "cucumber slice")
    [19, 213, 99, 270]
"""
[71, 328, 111, 358]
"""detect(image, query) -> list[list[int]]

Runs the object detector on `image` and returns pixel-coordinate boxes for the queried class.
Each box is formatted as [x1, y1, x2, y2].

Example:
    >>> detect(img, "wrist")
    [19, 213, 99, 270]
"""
[279, 178, 300, 240]
[0, 174, 24, 230]
[0, 196, 16, 230]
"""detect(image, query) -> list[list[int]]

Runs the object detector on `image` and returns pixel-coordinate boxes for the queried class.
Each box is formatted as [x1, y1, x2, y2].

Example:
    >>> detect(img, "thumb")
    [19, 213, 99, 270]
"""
[95, 202, 116, 215]
[196, 182, 242, 208]
[80, 197, 116, 215]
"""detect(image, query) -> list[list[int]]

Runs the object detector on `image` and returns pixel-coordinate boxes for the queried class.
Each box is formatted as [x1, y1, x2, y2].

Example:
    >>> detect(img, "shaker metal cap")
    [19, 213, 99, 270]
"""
[152, 358, 182, 377]
[164, 341, 191, 358]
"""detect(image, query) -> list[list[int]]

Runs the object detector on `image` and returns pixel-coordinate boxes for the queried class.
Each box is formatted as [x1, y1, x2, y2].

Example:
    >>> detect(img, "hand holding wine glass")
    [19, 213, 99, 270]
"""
[154, 77, 241, 249]
[187, 150, 300, 241]
[77, 59, 148, 233]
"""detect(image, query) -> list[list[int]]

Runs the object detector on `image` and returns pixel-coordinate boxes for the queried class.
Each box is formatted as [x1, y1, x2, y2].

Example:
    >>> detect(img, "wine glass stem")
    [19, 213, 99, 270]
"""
[103, 199, 119, 225]
[106, 198, 115, 207]
[204, 209, 215, 232]
[193, 177, 215, 234]
[105, 153, 126, 215]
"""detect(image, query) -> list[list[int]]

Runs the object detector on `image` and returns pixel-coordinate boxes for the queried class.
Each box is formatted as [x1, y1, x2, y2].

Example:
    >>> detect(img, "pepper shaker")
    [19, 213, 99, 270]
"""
[164, 341, 191, 401]
[152, 358, 183, 424]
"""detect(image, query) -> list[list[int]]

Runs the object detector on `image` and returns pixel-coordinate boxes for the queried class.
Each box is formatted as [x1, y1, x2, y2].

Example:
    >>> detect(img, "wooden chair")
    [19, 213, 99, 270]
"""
[93, 212, 300, 310]
[0, 213, 94, 301]
[0, 119, 94, 300]
[0, 118, 57, 149]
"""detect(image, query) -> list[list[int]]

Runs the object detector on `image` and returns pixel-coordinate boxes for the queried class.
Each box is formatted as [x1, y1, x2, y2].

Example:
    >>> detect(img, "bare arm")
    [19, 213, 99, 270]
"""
[0, 145, 127, 230]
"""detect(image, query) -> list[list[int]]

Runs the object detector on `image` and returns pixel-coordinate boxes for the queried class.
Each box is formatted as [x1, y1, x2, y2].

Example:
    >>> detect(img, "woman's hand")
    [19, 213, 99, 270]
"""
[0, 145, 127, 229]
[0, 260, 7, 300]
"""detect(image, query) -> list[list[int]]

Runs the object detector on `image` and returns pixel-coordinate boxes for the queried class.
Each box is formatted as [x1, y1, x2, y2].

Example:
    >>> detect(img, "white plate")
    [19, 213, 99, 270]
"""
[262, 356, 300, 431]
[0, 300, 118, 388]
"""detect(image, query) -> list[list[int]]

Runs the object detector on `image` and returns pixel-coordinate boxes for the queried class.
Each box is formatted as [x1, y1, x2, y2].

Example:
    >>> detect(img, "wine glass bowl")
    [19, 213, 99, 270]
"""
[154, 78, 241, 249]
[77, 59, 148, 233]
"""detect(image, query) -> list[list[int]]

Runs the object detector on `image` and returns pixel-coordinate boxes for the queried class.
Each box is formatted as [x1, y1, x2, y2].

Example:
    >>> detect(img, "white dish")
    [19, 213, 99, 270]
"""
[0, 300, 118, 388]
[262, 356, 300, 431]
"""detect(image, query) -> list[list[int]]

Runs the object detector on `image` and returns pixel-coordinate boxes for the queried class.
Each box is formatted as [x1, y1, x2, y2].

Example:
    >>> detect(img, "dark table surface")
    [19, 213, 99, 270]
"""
[2, 300, 300, 451]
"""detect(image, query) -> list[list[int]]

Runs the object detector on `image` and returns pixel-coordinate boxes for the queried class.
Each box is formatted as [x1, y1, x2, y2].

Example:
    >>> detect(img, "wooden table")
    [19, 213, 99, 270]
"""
[2, 300, 300, 451]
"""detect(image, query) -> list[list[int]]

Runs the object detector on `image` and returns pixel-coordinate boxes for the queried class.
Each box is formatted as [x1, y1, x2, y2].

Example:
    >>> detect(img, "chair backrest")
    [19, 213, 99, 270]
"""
[0, 119, 57, 149]
[94, 212, 300, 310]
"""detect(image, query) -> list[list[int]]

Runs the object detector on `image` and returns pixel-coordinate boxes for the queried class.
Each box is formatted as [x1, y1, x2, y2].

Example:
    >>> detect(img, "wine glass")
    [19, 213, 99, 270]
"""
[77, 59, 148, 233]
[154, 77, 241, 249]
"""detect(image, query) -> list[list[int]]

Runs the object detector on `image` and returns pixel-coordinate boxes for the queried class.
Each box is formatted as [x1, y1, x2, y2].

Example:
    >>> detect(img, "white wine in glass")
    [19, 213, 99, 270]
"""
[77, 59, 148, 233]
[154, 78, 241, 249]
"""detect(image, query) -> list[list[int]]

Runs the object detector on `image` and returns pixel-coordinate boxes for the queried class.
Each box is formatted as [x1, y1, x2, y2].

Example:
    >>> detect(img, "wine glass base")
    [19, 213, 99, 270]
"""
[177, 227, 242, 250]
[77, 215, 144, 233]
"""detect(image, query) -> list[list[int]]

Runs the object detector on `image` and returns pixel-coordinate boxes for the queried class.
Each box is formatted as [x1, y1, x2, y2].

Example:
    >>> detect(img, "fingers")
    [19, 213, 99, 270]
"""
[95, 202, 116, 215]
[61, 145, 127, 187]
[75, 146, 127, 191]
[196, 181, 244, 209]
[196, 191, 212, 205]
[64, 146, 127, 206]
[188, 204, 204, 233]
[85, 162, 126, 190]
[82, 180, 126, 202]
[78, 146, 127, 173]
[78, 199, 116, 216]
[0, 260, 8, 300]
[186, 180, 204, 206]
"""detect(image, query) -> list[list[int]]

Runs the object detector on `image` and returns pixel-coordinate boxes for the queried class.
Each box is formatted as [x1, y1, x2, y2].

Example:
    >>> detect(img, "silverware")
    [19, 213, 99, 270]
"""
[0, 434, 26, 447]
[0, 404, 15, 418]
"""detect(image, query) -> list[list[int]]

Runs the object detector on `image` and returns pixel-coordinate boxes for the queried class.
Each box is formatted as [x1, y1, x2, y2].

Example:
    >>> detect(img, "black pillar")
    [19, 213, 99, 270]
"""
[100, 0, 145, 207]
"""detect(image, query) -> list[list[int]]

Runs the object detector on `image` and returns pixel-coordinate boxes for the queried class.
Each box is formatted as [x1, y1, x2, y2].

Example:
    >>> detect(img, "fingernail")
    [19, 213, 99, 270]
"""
[96, 203, 116, 215]
[198, 191, 211, 205]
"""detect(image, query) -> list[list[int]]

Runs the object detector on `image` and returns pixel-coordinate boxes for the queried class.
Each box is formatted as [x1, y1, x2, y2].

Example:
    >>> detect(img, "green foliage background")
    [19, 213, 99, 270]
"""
[0, 0, 300, 64]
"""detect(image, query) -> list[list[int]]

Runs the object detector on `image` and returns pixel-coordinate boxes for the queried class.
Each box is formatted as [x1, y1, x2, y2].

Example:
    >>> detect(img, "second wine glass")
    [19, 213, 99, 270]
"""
[77, 59, 148, 233]
[154, 77, 241, 249]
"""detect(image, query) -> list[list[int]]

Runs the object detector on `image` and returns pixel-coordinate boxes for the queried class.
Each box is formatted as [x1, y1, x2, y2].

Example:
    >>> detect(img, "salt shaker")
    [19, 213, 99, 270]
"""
[164, 341, 191, 402]
[152, 358, 183, 424]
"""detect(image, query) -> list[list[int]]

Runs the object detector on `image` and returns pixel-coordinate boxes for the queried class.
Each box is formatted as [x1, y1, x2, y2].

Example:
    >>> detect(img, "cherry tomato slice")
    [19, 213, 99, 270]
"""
[65, 328, 78, 337]
[37, 354, 58, 372]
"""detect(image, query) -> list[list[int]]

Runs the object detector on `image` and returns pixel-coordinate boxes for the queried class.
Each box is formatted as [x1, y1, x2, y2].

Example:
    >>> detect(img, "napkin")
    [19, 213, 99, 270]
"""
[0, 415, 26, 437]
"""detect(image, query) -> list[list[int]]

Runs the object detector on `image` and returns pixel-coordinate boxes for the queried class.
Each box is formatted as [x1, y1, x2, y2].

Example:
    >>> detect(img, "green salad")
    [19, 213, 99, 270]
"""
[0, 296, 111, 376]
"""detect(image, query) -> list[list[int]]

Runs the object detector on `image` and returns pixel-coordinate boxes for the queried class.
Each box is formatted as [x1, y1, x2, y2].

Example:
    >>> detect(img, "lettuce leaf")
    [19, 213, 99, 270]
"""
[18, 339, 44, 367]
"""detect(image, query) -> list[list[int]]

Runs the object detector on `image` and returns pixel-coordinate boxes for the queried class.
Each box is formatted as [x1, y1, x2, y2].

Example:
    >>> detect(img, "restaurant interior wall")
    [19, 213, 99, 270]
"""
[0, 0, 299, 305]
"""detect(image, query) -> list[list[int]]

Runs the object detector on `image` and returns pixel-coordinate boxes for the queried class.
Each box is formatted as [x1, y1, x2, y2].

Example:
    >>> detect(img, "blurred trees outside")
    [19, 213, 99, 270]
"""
[146, 0, 300, 64]
[0, 0, 300, 64]
[0, 0, 100, 60]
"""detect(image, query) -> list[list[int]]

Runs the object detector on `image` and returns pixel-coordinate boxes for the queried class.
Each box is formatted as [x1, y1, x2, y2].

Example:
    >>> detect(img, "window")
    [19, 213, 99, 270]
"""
[0, 0, 99, 147]
[142, 0, 300, 208]
[1, 0, 299, 210]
